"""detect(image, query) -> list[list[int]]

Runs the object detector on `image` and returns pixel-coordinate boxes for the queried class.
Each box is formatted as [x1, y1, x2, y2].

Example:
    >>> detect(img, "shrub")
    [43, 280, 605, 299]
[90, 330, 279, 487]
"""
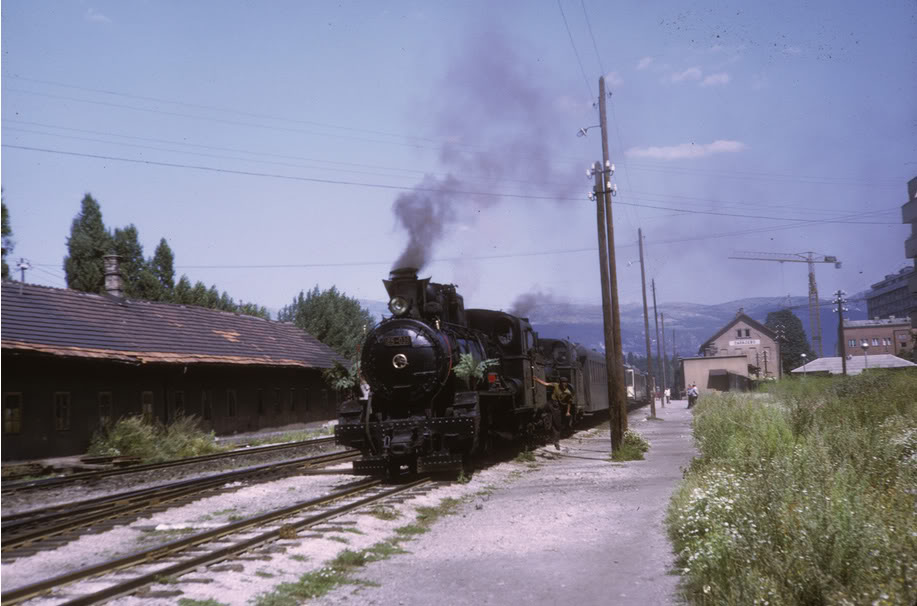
[667, 372, 917, 605]
[88, 414, 226, 462]
[610, 429, 650, 461]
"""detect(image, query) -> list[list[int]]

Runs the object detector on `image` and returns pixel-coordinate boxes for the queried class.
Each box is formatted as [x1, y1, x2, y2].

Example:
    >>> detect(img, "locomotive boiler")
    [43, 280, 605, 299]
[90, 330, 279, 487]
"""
[335, 268, 548, 476]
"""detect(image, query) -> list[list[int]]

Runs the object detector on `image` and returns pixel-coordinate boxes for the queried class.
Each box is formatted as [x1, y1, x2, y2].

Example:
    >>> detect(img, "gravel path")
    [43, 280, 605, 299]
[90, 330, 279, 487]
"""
[4, 402, 696, 606]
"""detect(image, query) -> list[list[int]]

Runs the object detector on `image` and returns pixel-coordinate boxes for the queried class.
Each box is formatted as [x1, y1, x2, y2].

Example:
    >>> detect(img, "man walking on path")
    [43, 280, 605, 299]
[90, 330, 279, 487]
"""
[315, 402, 698, 606]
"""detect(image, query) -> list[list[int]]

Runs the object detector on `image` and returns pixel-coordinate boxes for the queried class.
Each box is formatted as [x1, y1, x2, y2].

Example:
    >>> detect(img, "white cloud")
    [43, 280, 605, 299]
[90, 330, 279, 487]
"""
[626, 139, 746, 160]
[605, 71, 623, 87]
[85, 8, 112, 24]
[670, 67, 702, 83]
[635, 57, 653, 70]
[701, 72, 730, 86]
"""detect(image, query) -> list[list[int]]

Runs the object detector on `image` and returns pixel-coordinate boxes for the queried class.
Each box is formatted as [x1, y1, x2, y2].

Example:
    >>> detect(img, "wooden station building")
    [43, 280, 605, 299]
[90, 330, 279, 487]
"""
[2, 280, 345, 461]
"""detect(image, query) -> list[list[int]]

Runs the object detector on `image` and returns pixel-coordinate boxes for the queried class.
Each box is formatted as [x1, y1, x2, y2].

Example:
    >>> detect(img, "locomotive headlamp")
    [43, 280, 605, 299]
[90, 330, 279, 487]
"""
[388, 296, 409, 316]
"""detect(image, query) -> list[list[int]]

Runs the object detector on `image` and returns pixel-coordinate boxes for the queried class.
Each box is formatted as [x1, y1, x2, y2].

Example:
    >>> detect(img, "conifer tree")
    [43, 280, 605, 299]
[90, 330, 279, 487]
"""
[174, 275, 193, 304]
[64, 194, 111, 293]
[2, 194, 13, 280]
[151, 238, 175, 299]
[765, 309, 816, 375]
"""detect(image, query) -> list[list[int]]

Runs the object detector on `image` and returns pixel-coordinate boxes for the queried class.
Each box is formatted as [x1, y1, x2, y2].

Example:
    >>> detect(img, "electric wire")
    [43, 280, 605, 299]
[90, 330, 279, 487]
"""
[556, 0, 594, 101]
[4, 144, 901, 226]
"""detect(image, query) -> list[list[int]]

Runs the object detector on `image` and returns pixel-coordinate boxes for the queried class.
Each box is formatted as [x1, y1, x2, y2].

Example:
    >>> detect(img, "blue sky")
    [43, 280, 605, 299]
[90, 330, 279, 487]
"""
[2, 0, 914, 314]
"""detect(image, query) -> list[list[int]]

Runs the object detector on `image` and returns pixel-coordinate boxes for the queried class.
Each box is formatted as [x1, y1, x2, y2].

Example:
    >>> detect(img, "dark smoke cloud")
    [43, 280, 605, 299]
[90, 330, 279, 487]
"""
[509, 290, 561, 318]
[392, 31, 581, 270]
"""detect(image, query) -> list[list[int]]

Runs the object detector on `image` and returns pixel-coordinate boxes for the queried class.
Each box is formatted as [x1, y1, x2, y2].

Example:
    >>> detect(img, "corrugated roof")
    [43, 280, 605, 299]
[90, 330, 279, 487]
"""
[790, 354, 916, 375]
[1, 282, 345, 368]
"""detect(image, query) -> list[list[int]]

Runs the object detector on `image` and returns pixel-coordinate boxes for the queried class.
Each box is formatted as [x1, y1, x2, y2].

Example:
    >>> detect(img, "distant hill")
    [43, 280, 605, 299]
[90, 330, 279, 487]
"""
[359, 294, 867, 359]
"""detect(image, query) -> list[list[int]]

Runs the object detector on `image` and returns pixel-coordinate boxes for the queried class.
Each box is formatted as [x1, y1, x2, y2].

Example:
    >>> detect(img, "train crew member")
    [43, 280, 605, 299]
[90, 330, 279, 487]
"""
[534, 375, 574, 450]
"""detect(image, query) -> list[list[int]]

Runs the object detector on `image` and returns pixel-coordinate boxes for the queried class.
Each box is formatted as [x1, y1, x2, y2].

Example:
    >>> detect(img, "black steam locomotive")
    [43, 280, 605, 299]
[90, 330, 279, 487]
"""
[334, 268, 643, 476]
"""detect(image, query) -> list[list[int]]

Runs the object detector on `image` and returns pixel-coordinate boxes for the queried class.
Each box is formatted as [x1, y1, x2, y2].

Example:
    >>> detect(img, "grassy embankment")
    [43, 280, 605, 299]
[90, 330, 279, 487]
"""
[666, 371, 916, 605]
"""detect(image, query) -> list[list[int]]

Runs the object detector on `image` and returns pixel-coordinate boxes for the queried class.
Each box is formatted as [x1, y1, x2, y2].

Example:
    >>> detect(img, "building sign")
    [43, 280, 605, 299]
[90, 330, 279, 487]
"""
[729, 339, 760, 346]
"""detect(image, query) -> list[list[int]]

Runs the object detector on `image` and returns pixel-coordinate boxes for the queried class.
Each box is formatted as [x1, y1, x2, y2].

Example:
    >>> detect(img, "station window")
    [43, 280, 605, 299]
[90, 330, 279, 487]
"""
[54, 392, 71, 431]
[861, 339, 868, 347]
[227, 389, 237, 418]
[201, 389, 213, 421]
[141, 391, 154, 422]
[98, 392, 112, 426]
[848, 339, 856, 348]
[744, 329, 751, 337]
[4, 393, 22, 434]
[173, 391, 185, 418]
[871, 338, 879, 346]
[736, 329, 742, 337]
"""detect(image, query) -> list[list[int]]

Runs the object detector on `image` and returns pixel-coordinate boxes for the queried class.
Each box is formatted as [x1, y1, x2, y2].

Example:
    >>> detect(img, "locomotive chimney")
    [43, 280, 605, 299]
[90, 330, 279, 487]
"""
[103, 254, 124, 298]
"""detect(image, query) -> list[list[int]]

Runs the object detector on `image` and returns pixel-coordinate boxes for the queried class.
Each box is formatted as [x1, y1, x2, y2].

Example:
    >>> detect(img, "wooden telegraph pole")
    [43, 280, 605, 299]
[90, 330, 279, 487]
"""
[652, 279, 665, 406]
[834, 290, 848, 376]
[638, 228, 656, 418]
[592, 161, 618, 448]
[660, 312, 668, 406]
[598, 75, 628, 447]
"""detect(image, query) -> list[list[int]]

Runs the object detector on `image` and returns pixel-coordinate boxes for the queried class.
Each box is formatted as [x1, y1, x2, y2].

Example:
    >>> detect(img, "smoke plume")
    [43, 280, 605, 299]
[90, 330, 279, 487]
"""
[391, 31, 581, 270]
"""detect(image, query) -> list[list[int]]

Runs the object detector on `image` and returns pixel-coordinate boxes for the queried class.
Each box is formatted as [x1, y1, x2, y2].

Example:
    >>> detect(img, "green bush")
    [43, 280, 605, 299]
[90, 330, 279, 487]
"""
[667, 372, 917, 605]
[88, 414, 226, 462]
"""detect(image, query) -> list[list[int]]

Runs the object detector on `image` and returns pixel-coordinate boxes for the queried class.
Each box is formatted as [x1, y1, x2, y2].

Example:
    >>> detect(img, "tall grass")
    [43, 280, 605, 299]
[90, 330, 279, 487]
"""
[667, 371, 917, 605]
[88, 415, 227, 462]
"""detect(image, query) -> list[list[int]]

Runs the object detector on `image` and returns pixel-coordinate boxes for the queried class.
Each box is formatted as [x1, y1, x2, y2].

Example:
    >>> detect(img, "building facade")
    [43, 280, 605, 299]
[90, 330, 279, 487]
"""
[680, 355, 751, 395]
[843, 317, 916, 357]
[2, 281, 345, 460]
[866, 267, 917, 321]
[903, 176, 917, 328]
[697, 311, 781, 380]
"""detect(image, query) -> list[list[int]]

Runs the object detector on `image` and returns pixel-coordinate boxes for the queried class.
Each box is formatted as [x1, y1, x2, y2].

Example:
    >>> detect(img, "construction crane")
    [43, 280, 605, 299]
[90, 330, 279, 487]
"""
[728, 251, 842, 357]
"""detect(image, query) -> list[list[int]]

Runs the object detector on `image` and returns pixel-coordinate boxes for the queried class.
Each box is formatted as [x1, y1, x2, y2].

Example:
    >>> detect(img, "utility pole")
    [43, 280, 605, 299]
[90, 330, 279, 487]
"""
[638, 228, 656, 417]
[834, 290, 848, 376]
[652, 279, 665, 406]
[591, 161, 619, 445]
[660, 312, 668, 406]
[598, 75, 628, 445]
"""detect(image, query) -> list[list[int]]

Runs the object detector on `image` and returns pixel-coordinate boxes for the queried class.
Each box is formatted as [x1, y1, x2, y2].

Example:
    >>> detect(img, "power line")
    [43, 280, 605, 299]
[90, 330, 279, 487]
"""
[556, 0, 594, 101]
[5, 144, 902, 226]
[580, 0, 605, 76]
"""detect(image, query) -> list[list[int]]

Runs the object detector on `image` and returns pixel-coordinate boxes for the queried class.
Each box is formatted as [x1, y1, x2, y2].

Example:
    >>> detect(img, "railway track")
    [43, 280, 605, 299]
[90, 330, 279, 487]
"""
[1, 476, 435, 606]
[1, 436, 337, 495]
[1, 449, 359, 559]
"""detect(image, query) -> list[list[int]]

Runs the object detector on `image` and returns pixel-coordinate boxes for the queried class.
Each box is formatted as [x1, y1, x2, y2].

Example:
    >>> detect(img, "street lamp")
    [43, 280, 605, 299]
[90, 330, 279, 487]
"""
[862, 343, 869, 370]
[801, 353, 807, 378]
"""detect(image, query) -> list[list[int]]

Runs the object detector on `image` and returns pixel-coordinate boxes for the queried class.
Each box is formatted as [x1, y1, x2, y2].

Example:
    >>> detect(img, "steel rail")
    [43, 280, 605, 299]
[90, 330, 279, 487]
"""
[1, 450, 358, 552]
[1, 477, 432, 606]
[1, 436, 336, 494]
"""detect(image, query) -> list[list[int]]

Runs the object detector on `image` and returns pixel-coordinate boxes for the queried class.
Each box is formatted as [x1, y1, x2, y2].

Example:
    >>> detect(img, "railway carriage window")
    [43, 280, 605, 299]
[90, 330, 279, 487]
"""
[290, 388, 296, 411]
[4, 393, 22, 434]
[257, 389, 265, 415]
[227, 390, 237, 418]
[201, 390, 213, 421]
[141, 391, 154, 423]
[98, 392, 112, 426]
[54, 392, 71, 431]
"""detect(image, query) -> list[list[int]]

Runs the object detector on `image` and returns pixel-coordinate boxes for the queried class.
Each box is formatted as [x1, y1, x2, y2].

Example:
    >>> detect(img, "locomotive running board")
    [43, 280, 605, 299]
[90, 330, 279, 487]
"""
[417, 454, 464, 472]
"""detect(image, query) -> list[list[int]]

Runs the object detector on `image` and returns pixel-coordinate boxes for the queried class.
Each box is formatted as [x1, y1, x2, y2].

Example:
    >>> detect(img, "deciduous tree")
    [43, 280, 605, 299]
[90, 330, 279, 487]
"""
[278, 285, 374, 359]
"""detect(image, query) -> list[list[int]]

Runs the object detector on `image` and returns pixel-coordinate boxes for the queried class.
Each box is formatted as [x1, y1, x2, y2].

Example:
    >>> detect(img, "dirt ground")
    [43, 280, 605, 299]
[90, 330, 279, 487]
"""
[313, 400, 696, 606]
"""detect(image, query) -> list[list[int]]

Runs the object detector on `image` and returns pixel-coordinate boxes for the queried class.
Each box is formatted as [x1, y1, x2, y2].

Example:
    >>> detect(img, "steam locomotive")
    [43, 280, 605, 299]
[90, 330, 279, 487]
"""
[334, 268, 645, 476]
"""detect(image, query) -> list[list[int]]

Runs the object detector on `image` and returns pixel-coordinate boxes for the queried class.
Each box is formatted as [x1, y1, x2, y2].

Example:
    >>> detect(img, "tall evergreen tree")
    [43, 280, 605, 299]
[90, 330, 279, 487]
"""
[278, 285, 375, 359]
[2, 194, 13, 280]
[174, 275, 193, 304]
[151, 238, 175, 299]
[765, 309, 816, 376]
[64, 194, 111, 293]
